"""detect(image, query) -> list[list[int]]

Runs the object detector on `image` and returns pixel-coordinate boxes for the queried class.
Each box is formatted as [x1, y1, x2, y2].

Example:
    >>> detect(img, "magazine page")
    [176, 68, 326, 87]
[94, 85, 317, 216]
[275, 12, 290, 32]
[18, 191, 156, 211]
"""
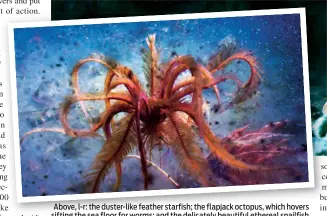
[0, 0, 326, 215]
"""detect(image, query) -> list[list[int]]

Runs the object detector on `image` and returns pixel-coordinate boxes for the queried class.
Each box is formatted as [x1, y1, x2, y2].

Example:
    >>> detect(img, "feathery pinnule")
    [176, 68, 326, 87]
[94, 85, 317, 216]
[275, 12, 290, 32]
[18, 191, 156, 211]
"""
[84, 114, 137, 193]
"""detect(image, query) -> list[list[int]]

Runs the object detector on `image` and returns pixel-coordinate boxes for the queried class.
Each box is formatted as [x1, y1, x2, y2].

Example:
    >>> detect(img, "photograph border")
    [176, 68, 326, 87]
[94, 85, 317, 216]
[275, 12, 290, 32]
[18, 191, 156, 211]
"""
[8, 7, 314, 203]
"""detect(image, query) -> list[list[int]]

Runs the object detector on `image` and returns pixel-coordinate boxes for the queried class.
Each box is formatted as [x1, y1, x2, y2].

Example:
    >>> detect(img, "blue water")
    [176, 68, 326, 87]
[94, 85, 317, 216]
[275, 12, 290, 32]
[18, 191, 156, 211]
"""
[13, 14, 307, 197]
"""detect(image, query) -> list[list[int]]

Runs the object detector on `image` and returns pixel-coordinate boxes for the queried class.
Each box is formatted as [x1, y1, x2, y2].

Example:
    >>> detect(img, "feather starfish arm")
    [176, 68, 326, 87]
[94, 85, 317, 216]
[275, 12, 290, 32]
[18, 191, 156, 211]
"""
[166, 65, 241, 130]
[160, 56, 195, 98]
[72, 58, 120, 94]
[142, 34, 159, 96]
[170, 66, 241, 106]
[103, 71, 120, 132]
[71, 58, 120, 129]
[84, 114, 137, 193]
[172, 77, 221, 105]
[169, 103, 268, 171]
[101, 102, 135, 140]
[165, 67, 220, 105]
[162, 56, 204, 99]
[171, 77, 194, 93]
[211, 51, 260, 79]
[105, 69, 139, 192]
[169, 74, 241, 104]
[104, 66, 141, 108]
[20, 92, 128, 147]
[106, 78, 144, 104]
[171, 70, 243, 95]
[210, 51, 261, 103]
[20, 128, 67, 147]
[135, 102, 149, 190]
[171, 51, 259, 113]
[162, 56, 207, 136]
[73, 92, 133, 104]
[60, 93, 134, 138]
[166, 112, 212, 186]
[159, 61, 201, 136]
[100, 102, 137, 192]
[104, 70, 118, 109]
[103, 66, 142, 133]
[113, 162, 122, 192]
[103, 67, 141, 193]
[168, 53, 259, 110]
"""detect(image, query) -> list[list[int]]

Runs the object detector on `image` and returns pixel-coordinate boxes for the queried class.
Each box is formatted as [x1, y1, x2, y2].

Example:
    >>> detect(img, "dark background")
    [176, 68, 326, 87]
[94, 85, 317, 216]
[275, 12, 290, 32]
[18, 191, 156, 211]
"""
[51, 0, 327, 118]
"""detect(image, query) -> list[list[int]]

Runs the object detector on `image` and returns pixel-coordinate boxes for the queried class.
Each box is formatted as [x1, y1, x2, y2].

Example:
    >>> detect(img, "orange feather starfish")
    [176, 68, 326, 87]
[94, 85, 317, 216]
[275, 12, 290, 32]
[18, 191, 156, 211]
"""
[20, 34, 301, 193]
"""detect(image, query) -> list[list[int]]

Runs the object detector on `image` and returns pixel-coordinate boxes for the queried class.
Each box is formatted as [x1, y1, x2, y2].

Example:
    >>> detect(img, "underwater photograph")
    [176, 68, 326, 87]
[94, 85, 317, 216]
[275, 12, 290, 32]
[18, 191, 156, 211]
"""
[12, 11, 312, 198]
